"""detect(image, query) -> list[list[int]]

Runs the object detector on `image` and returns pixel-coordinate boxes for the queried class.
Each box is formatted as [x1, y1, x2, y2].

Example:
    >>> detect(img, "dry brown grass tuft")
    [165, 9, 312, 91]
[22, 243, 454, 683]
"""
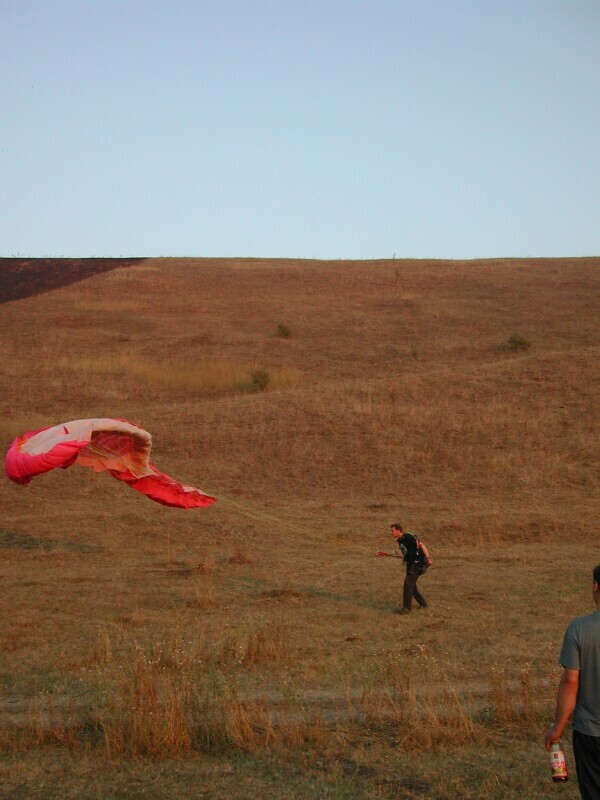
[228, 542, 254, 564]
[188, 573, 215, 609]
[218, 618, 288, 667]
[56, 354, 301, 395]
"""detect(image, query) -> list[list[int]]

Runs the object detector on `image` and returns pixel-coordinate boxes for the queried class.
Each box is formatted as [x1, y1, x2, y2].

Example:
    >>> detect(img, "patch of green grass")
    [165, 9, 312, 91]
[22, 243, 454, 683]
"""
[0, 530, 102, 553]
[502, 333, 531, 352]
[276, 322, 292, 339]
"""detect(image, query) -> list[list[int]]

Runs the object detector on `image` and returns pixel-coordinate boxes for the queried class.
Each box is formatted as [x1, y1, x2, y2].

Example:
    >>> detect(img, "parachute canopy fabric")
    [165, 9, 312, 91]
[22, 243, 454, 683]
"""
[4, 418, 216, 509]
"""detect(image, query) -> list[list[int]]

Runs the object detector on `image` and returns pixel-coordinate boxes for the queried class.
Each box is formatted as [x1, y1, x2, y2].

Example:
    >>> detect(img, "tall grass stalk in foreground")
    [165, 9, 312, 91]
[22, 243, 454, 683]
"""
[358, 663, 481, 749]
[93, 623, 292, 757]
[8, 631, 553, 760]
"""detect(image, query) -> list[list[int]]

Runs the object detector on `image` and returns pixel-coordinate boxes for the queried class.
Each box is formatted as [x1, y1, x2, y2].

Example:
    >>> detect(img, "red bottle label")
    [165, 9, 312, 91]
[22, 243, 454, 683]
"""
[550, 749, 568, 780]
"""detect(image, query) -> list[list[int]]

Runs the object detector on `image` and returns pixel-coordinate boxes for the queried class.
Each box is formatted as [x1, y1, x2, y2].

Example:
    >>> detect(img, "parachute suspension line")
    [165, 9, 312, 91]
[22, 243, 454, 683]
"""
[75, 437, 329, 549]
[134, 495, 384, 609]
[75, 432, 373, 558]
[68, 430, 367, 553]
[206, 491, 374, 559]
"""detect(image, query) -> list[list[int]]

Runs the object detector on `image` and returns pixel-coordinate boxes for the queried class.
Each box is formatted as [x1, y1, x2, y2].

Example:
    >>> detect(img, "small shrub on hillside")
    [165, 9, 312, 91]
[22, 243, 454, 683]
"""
[276, 322, 292, 339]
[250, 369, 270, 391]
[502, 333, 531, 352]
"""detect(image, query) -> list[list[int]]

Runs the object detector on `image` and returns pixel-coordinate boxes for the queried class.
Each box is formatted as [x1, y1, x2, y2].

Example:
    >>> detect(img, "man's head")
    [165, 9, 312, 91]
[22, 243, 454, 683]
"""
[593, 565, 600, 607]
[390, 523, 403, 540]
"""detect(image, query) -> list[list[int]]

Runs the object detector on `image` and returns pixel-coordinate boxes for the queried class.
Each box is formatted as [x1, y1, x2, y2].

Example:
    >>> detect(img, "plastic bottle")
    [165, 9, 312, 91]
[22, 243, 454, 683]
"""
[549, 741, 569, 782]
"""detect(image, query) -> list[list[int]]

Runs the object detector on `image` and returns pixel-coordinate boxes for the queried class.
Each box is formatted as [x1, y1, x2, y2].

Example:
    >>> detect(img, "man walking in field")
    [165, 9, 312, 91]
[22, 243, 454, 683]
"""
[390, 523, 432, 614]
[545, 565, 600, 800]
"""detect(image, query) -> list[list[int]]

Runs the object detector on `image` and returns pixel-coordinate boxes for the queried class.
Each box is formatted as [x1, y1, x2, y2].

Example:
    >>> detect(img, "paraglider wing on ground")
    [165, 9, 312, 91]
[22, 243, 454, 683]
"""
[4, 417, 215, 509]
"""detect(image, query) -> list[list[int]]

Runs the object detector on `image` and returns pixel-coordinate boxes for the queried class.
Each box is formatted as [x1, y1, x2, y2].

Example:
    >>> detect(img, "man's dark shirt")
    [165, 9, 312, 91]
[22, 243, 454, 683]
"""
[559, 609, 600, 736]
[397, 532, 423, 568]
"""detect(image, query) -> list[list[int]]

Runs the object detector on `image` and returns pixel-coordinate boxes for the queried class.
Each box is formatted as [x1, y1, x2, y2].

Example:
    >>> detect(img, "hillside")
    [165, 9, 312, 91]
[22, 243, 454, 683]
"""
[0, 256, 598, 799]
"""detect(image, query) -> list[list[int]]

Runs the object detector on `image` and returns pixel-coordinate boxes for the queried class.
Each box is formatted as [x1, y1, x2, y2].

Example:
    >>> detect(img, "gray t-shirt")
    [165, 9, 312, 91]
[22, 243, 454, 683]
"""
[559, 609, 600, 737]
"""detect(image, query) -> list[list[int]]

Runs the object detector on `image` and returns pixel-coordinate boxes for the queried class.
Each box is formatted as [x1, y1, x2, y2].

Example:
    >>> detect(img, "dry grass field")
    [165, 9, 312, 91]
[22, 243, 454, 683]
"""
[0, 256, 598, 799]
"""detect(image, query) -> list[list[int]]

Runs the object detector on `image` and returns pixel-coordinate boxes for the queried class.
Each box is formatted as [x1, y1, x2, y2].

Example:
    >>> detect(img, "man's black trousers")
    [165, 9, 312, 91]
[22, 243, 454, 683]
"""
[574, 730, 600, 800]
[402, 567, 426, 610]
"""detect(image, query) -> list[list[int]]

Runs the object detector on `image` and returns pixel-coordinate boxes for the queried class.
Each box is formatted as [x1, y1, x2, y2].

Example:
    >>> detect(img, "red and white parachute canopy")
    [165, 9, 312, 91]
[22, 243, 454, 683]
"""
[4, 418, 216, 509]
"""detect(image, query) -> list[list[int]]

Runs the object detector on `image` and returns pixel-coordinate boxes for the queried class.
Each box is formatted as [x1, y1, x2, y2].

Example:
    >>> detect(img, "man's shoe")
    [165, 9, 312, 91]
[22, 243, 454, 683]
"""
[393, 607, 412, 614]
[417, 603, 427, 609]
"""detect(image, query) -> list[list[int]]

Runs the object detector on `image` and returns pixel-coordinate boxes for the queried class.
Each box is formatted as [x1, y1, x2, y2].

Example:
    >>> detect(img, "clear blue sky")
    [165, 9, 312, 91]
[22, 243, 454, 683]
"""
[1, 0, 599, 259]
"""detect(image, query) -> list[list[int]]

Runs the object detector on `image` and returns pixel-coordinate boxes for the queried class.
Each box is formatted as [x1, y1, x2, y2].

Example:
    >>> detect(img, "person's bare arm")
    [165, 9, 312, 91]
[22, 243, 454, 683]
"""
[418, 540, 432, 563]
[544, 667, 579, 749]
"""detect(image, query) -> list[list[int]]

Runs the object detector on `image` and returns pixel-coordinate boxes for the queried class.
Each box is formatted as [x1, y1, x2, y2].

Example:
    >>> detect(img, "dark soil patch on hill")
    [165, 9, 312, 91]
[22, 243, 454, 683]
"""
[0, 257, 147, 304]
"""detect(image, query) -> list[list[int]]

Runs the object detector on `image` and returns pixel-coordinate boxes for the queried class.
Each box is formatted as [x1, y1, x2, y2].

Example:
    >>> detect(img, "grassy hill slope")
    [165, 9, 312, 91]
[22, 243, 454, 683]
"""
[0, 257, 598, 799]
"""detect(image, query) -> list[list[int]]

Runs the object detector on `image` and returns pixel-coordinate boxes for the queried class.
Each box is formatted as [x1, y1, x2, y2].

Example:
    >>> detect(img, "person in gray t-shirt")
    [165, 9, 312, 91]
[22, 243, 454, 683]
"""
[545, 565, 600, 800]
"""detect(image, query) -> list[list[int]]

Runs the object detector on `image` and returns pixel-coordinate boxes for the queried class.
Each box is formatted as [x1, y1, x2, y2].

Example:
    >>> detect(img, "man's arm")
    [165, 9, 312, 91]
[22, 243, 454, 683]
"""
[417, 539, 432, 564]
[544, 667, 580, 749]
